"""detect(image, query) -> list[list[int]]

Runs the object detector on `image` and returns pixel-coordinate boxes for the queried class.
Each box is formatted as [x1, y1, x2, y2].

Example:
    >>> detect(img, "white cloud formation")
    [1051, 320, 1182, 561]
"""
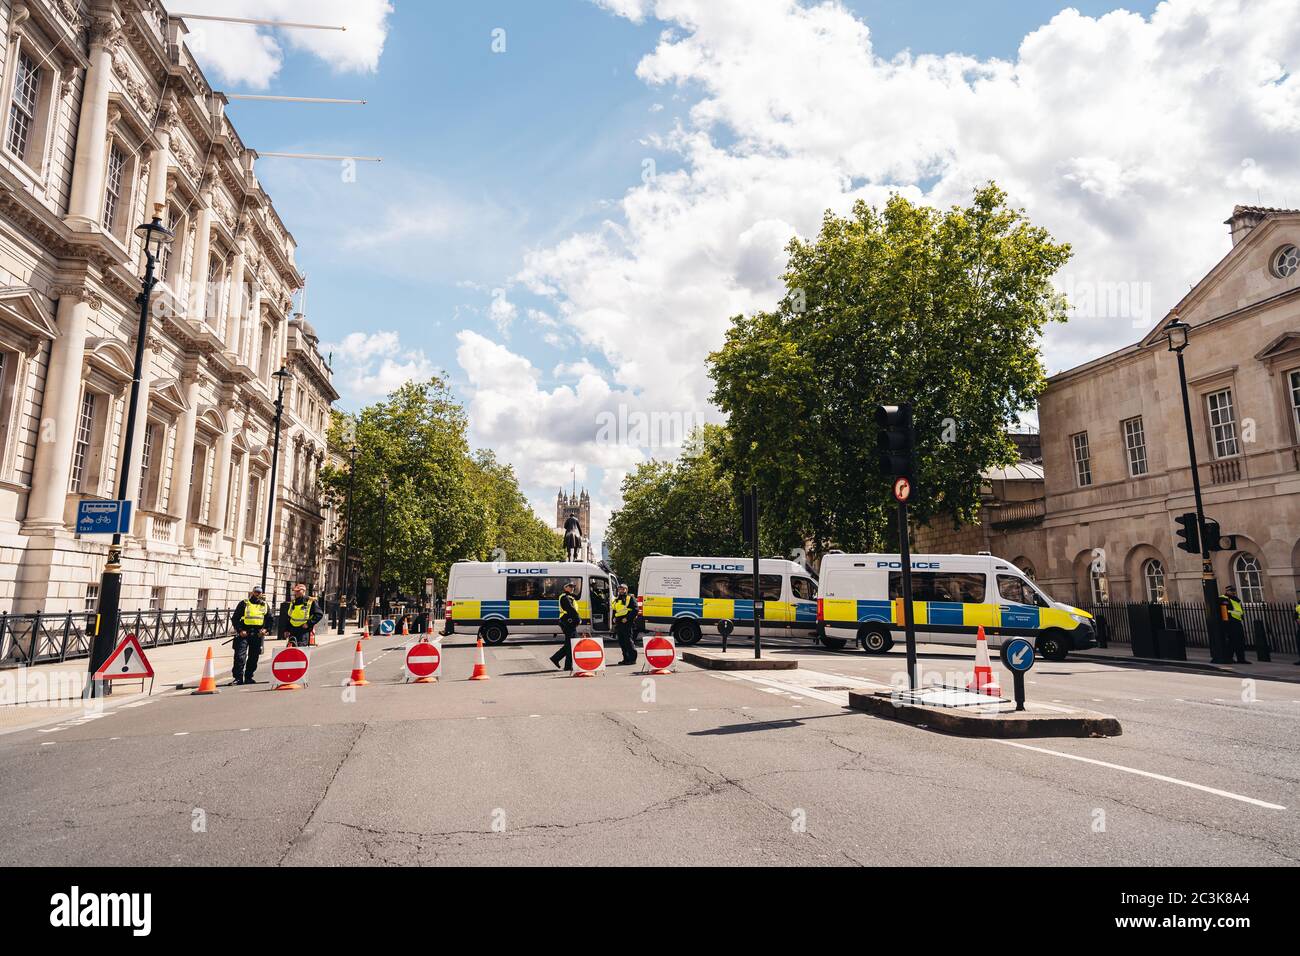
[324, 330, 437, 403]
[169, 0, 393, 88]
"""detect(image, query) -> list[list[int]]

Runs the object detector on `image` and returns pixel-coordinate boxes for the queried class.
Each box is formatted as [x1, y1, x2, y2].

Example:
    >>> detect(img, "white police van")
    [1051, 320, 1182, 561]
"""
[637, 555, 818, 645]
[817, 552, 1096, 661]
[443, 561, 617, 644]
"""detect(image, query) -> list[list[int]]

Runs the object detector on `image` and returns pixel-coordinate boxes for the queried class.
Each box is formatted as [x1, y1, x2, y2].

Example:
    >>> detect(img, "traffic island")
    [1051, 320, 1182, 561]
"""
[847, 688, 1122, 738]
[681, 649, 798, 671]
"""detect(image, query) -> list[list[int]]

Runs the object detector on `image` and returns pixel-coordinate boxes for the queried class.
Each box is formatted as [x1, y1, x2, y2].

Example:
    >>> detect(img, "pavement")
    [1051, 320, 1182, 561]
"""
[0, 633, 1297, 866]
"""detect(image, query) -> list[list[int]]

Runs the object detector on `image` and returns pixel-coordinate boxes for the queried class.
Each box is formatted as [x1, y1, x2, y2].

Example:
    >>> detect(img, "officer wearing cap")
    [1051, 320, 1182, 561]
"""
[230, 586, 270, 685]
[549, 581, 580, 671]
[1220, 585, 1247, 664]
[611, 584, 636, 665]
[280, 582, 323, 648]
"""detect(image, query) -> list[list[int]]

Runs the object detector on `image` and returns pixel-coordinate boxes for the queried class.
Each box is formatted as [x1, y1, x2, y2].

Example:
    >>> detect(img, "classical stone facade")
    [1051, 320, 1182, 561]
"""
[0, 1, 336, 613]
[948, 206, 1300, 607]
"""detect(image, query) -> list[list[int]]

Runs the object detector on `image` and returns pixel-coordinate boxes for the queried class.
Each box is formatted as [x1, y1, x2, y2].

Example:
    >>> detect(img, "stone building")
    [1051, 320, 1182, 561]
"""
[0, 0, 335, 613]
[933, 205, 1300, 607]
[556, 486, 593, 562]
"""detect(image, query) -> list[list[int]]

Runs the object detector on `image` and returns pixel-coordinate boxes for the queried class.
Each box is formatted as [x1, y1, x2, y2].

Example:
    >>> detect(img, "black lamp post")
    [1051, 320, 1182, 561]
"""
[377, 475, 390, 618]
[260, 363, 292, 598]
[85, 213, 174, 698]
[1167, 316, 1229, 663]
[336, 441, 358, 634]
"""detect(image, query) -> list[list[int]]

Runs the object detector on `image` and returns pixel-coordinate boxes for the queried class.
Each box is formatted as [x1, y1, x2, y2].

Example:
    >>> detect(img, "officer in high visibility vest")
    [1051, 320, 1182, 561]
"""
[1220, 585, 1247, 663]
[611, 584, 636, 665]
[230, 587, 270, 685]
[280, 582, 323, 648]
[549, 581, 580, 671]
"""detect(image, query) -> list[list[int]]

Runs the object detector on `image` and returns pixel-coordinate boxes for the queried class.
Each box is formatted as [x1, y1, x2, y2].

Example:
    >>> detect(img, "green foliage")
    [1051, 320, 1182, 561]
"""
[320, 378, 562, 599]
[707, 184, 1071, 557]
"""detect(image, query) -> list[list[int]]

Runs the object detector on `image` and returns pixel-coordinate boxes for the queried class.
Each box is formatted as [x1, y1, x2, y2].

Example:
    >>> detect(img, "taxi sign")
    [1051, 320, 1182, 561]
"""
[77, 500, 133, 536]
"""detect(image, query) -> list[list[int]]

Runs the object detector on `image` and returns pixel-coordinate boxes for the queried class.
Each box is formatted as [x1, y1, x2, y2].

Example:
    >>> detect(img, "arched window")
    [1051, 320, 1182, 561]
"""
[1233, 553, 1265, 604]
[1016, 561, 1036, 581]
[1089, 568, 1109, 604]
[1142, 559, 1166, 603]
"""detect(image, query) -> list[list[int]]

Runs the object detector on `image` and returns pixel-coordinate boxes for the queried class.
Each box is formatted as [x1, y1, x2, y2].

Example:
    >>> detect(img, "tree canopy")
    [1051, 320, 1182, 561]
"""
[707, 184, 1070, 557]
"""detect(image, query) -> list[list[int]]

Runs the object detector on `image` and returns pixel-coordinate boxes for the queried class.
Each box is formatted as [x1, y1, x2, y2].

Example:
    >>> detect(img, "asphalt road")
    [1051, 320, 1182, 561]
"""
[1, 634, 1297, 866]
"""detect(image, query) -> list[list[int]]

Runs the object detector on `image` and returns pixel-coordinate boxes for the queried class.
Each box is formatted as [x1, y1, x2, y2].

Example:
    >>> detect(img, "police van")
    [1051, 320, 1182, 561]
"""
[443, 561, 617, 644]
[817, 552, 1096, 661]
[637, 555, 818, 646]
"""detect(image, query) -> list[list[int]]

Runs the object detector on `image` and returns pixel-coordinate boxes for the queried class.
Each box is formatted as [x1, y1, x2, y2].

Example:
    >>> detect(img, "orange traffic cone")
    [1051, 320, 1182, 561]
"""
[192, 646, 219, 695]
[967, 626, 1003, 698]
[401, 619, 409, 636]
[347, 640, 369, 686]
[360, 622, 371, 641]
[468, 637, 490, 681]
[309, 627, 318, 647]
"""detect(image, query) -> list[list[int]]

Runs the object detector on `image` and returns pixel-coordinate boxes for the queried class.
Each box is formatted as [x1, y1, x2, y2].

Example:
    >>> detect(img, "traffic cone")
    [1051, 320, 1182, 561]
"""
[967, 626, 1002, 698]
[468, 637, 490, 681]
[401, 619, 409, 636]
[360, 622, 371, 641]
[192, 647, 219, 695]
[347, 640, 369, 686]
[309, 627, 318, 647]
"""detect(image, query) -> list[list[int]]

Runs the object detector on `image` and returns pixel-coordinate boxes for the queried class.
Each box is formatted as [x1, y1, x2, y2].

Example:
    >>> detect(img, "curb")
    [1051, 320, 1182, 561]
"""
[681, 651, 798, 671]
[1082, 650, 1300, 682]
[847, 689, 1123, 738]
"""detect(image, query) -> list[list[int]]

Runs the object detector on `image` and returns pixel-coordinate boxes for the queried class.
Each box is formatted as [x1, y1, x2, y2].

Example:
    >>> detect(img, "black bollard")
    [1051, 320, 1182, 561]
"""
[1253, 620, 1272, 662]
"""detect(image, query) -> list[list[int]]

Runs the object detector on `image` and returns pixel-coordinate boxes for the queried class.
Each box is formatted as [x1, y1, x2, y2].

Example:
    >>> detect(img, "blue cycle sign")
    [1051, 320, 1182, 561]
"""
[76, 500, 133, 536]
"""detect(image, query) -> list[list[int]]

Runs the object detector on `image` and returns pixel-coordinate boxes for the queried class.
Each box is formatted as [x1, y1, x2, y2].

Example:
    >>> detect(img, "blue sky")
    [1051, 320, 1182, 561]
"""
[181, 0, 1294, 546]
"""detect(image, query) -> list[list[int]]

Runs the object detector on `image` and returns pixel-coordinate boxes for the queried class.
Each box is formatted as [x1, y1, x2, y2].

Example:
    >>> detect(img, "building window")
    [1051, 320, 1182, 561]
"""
[6, 51, 40, 160]
[1232, 553, 1265, 604]
[1142, 559, 1166, 603]
[102, 144, 127, 233]
[1071, 431, 1092, 487]
[1088, 567, 1109, 604]
[139, 423, 156, 509]
[245, 475, 261, 539]
[196, 588, 209, 610]
[84, 583, 99, 614]
[1122, 417, 1148, 477]
[1289, 370, 1300, 442]
[1272, 244, 1300, 279]
[69, 392, 97, 492]
[1206, 389, 1240, 458]
[149, 587, 165, 611]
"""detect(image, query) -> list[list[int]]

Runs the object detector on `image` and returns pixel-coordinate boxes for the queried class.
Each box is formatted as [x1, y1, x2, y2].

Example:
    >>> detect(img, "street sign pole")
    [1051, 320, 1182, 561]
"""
[896, 493, 918, 692]
[751, 485, 762, 660]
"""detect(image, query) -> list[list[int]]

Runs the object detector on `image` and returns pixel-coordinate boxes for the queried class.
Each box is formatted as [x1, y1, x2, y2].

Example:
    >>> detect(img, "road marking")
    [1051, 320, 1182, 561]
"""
[992, 740, 1287, 810]
[173, 732, 189, 736]
[40, 741, 55, 746]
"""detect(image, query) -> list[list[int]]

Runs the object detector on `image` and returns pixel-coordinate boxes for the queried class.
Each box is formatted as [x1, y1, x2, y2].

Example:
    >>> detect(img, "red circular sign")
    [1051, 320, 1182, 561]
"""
[572, 637, 604, 672]
[644, 636, 676, 671]
[271, 646, 309, 684]
[893, 477, 911, 502]
[406, 641, 441, 678]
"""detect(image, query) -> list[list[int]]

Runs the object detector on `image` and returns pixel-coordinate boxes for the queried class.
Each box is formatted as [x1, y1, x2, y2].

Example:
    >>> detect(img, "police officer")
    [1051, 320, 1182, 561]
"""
[1220, 585, 1247, 664]
[611, 584, 636, 665]
[549, 581, 580, 671]
[230, 587, 269, 685]
[280, 582, 323, 647]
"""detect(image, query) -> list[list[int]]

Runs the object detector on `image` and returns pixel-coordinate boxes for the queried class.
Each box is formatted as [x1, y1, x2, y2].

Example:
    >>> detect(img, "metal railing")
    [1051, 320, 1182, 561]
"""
[0, 608, 234, 669]
[1082, 601, 1297, 656]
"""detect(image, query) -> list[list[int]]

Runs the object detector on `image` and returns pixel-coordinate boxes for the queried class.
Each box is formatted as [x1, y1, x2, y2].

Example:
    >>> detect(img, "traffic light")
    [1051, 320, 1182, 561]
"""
[1202, 518, 1236, 552]
[876, 404, 915, 480]
[1174, 512, 1200, 554]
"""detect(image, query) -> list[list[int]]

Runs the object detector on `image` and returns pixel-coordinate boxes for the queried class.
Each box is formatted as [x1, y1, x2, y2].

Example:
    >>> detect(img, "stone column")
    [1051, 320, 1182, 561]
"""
[189, 179, 214, 324]
[66, 12, 120, 229]
[226, 240, 246, 352]
[25, 290, 97, 529]
[145, 103, 174, 215]
[210, 402, 235, 537]
[247, 284, 262, 372]
[122, 338, 158, 507]
[169, 363, 201, 521]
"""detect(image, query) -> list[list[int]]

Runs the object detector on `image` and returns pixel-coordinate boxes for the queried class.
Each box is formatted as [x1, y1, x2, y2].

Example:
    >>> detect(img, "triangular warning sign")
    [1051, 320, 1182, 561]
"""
[94, 633, 154, 680]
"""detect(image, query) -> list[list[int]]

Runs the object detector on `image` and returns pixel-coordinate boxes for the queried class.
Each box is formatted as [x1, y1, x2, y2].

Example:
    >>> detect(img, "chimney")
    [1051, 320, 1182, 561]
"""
[1225, 205, 1271, 246]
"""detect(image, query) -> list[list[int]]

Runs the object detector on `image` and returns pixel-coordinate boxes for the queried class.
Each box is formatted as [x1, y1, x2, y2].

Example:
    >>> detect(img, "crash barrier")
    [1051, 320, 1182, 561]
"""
[0, 608, 235, 668]
[1082, 601, 1297, 658]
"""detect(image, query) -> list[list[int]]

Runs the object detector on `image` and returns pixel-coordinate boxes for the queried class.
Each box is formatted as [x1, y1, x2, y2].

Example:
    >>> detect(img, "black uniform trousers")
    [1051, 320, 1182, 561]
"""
[550, 619, 577, 671]
[232, 631, 264, 682]
[285, 627, 313, 648]
[615, 618, 636, 664]
[1228, 619, 1247, 663]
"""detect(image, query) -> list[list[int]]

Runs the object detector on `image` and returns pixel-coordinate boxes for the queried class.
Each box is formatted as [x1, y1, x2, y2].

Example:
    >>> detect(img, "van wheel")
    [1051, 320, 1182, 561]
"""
[480, 622, 508, 645]
[674, 620, 703, 646]
[859, 628, 893, 654]
[1037, 630, 1069, 662]
[820, 636, 848, 651]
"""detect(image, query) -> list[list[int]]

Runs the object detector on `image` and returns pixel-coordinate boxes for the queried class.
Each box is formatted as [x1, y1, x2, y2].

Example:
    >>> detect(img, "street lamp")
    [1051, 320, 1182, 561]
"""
[1166, 314, 1229, 663]
[377, 475, 390, 618]
[336, 441, 359, 634]
[260, 362, 292, 600]
[85, 212, 175, 698]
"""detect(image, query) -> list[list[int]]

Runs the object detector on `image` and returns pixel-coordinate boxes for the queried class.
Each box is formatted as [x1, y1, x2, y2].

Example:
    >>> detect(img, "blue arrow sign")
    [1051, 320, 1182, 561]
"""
[1004, 638, 1035, 672]
[378, 619, 395, 635]
[76, 500, 133, 536]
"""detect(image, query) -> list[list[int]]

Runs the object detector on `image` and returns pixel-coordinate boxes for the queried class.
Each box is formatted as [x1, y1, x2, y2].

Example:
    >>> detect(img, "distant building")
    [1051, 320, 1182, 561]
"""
[556, 487, 593, 562]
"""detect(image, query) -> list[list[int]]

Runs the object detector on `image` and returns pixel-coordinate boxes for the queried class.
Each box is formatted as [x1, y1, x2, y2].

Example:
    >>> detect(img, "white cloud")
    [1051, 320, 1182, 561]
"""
[169, 0, 393, 88]
[324, 330, 436, 403]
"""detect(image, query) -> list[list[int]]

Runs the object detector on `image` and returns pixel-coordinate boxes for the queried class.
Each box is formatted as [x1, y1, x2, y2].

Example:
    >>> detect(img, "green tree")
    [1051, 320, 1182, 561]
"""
[707, 184, 1071, 556]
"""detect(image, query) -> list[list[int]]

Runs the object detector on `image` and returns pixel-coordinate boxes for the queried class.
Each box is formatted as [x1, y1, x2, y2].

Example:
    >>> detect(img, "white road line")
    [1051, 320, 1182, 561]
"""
[173, 732, 189, 737]
[992, 740, 1287, 810]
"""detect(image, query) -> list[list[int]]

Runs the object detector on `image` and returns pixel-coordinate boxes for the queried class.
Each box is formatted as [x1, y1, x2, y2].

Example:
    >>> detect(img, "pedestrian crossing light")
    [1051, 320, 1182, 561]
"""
[1174, 512, 1200, 554]
[875, 404, 915, 480]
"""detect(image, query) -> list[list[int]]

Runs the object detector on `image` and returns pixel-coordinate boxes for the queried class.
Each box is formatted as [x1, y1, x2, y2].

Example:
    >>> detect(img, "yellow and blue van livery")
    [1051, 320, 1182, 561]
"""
[637, 556, 819, 646]
[818, 552, 1095, 661]
[444, 561, 614, 645]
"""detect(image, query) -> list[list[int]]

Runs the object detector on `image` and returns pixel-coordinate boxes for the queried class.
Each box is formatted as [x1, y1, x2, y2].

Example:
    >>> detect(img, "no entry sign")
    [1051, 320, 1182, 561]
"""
[572, 636, 605, 676]
[405, 641, 441, 683]
[643, 635, 676, 674]
[271, 645, 310, 689]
